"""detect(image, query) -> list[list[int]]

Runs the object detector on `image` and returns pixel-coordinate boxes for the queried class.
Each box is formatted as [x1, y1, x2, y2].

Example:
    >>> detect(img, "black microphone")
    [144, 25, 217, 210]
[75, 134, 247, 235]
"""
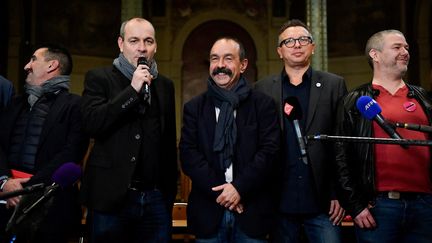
[284, 96, 308, 164]
[6, 162, 82, 232]
[395, 122, 432, 133]
[356, 96, 404, 140]
[0, 183, 45, 200]
[137, 56, 150, 95]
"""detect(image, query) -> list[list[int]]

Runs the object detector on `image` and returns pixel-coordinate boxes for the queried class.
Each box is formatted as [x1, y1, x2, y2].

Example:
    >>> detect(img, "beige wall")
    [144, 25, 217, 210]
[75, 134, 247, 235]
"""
[328, 56, 372, 91]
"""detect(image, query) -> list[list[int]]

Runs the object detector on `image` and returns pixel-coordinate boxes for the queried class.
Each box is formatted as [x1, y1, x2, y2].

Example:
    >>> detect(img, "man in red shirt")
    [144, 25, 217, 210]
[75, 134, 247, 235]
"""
[335, 30, 432, 243]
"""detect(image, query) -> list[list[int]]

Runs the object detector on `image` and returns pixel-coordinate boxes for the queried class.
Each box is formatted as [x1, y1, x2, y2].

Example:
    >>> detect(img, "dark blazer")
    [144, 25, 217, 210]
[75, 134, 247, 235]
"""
[0, 90, 89, 238]
[179, 89, 280, 238]
[255, 69, 347, 210]
[80, 66, 178, 212]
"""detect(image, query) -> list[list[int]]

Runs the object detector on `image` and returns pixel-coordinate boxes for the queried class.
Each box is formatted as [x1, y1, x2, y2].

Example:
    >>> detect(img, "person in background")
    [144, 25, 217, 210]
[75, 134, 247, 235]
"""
[255, 19, 347, 243]
[0, 43, 89, 243]
[80, 17, 178, 243]
[0, 75, 14, 110]
[335, 29, 432, 243]
[180, 36, 280, 242]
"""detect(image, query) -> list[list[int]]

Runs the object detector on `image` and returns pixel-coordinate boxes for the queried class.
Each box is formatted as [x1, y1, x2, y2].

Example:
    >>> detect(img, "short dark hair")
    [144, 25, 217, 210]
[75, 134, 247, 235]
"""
[278, 19, 311, 36]
[212, 36, 247, 60]
[278, 19, 313, 46]
[37, 43, 73, 75]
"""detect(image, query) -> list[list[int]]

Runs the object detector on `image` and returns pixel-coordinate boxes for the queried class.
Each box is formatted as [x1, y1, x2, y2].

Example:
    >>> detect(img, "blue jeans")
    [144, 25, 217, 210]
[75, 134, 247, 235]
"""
[271, 213, 342, 243]
[89, 189, 171, 243]
[355, 194, 432, 243]
[196, 210, 267, 243]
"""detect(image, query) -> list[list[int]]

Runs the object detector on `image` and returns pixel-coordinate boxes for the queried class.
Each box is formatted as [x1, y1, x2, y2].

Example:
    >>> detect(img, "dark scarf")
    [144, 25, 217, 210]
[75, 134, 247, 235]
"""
[207, 76, 251, 171]
[25, 75, 70, 108]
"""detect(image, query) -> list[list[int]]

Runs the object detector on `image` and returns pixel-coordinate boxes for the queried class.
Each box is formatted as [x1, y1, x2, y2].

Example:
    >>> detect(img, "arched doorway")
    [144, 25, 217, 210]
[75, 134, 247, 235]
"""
[181, 20, 257, 106]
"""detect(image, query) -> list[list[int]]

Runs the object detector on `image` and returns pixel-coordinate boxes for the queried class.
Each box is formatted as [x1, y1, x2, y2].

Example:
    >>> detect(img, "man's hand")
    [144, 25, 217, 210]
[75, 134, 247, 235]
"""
[329, 199, 345, 225]
[3, 178, 30, 208]
[212, 183, 242, 212]
[354, 207, 376, 229]
[131, 63, 153, 92]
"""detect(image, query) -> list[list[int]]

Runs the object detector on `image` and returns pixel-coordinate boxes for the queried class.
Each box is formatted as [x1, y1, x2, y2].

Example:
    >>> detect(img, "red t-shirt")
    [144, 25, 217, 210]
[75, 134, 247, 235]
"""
[373, 84, 432, 193]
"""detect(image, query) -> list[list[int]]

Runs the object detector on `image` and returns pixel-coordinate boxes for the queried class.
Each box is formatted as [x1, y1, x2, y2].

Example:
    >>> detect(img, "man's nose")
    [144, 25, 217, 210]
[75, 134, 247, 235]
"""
[216, 58, 225, 68]
[137, 40, 147, 51]
[24, 62, 31, 71]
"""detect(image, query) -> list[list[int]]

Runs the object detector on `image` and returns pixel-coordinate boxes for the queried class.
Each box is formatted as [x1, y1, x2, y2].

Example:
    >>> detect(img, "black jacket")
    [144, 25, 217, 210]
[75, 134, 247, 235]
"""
[0, 91, 89, 185]
[255, 69, 347, 211]
[335, 82, 432, 218]
[179, 90, 280, 238]
[80, 66, 178, 212]
[0, 90, 89, 239]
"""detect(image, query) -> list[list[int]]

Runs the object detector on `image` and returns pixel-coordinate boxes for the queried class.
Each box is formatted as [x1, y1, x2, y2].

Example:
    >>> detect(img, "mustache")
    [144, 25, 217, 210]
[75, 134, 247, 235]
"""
[212, 67, 232, 76]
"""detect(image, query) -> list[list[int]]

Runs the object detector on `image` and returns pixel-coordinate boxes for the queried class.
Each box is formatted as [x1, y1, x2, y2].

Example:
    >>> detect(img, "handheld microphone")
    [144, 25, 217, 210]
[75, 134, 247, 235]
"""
[284, 96, 308, 164]
[137, 56, 150, 95]
[356, 96, 404, 140]
[394, 122, 432, 133]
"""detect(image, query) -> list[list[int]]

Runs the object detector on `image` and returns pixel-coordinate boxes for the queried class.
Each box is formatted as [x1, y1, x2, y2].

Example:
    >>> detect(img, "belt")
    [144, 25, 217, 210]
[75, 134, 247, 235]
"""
[377, 191, 426, 200]
[128, 180, 156, 192]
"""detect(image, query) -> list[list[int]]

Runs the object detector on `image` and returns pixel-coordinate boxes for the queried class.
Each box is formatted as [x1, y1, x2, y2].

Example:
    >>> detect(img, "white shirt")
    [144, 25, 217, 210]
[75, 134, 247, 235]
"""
[215, 107, 236, 183]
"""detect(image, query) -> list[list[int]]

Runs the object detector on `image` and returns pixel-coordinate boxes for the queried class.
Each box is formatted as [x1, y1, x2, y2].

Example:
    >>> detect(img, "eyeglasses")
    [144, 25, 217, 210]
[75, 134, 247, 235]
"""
[279, 36, 313, 48]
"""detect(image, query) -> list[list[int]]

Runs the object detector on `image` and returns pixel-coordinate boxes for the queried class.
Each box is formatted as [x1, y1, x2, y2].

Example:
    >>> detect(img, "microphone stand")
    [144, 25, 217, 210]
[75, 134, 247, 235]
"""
[0, 183, 45, 200]
[307, 134, 432, 146]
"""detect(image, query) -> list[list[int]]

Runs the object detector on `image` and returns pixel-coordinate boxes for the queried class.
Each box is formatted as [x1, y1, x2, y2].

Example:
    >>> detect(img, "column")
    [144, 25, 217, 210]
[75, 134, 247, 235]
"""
[307, 0, 327, 71]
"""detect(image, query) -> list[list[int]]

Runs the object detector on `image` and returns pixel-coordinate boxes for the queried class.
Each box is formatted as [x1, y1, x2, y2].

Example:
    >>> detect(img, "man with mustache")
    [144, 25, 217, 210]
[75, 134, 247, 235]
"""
[180, 37, 280, 242]
[80, 17, 177, 243]
[335, 30, 432, 242]
[255, 19, 347, 243]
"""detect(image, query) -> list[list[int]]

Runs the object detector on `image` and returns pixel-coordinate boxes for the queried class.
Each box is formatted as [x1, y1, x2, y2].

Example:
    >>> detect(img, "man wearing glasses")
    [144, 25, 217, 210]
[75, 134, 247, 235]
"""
[255, 19, 347, 243]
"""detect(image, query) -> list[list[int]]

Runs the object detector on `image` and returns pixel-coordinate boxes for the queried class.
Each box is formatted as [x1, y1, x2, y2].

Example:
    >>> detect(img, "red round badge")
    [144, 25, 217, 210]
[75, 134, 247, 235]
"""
[403, 101, 416, 112]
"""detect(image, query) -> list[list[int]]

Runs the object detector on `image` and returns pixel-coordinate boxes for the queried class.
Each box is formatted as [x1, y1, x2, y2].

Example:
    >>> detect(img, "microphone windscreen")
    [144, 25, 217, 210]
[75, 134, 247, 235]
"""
[356, 96, 382, 120]
[51, 162, 82, 188]
[284, 96, 302, 120]
[137, 56, 148, 66]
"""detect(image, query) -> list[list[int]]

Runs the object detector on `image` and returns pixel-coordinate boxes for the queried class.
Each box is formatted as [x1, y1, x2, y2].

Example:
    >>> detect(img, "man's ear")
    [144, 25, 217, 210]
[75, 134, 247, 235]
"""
[369, 49, 378, 62]
[240, 59, 248, 73]
[118, 36, 124, 53]
[277, 47, 283, 59]
[47, 60, 60, 73]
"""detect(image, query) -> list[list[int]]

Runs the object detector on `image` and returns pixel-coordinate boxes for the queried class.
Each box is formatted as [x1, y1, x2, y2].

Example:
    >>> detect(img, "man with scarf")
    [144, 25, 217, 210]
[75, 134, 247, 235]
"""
[80, 17, 177, 243]
[0, 44, 89, 242]
[180, 37, 280, 242]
